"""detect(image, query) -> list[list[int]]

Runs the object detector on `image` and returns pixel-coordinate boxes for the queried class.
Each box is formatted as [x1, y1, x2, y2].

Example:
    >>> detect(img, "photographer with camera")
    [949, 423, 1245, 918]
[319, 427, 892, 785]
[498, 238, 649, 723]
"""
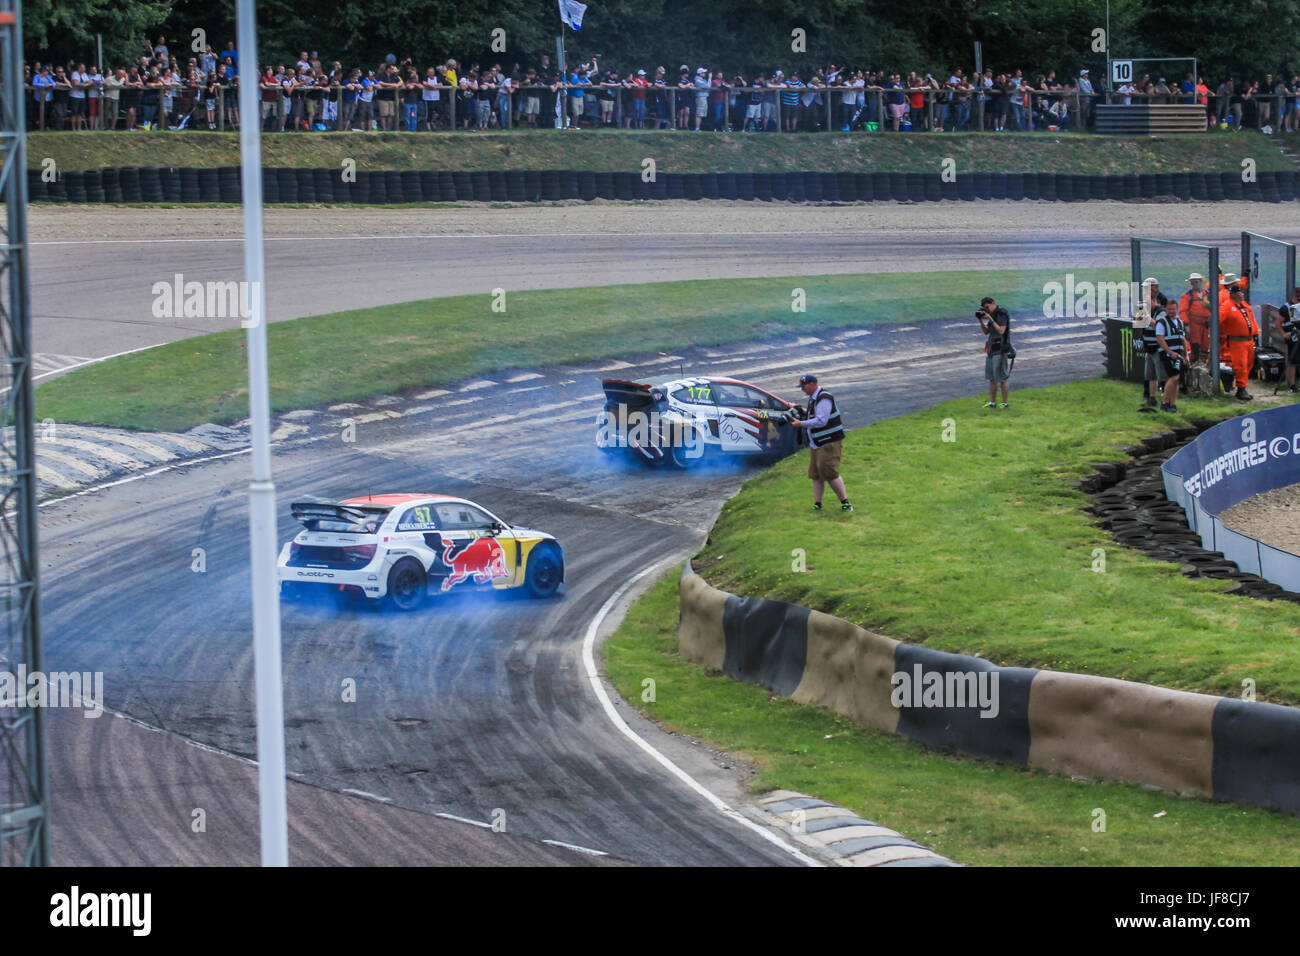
[788, 374, 853, 513]
[1152, 299, 1186, 412]
[1273, 286, 1300, 393]
[976, 297, 1014, 408]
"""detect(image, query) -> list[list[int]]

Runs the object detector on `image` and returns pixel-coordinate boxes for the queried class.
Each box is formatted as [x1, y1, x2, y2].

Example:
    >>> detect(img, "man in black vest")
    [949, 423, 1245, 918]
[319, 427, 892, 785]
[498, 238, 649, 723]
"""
[1275, 286, 1300, 392]
[790, 373, 853, 512]
[1152, 303, 1186, 412]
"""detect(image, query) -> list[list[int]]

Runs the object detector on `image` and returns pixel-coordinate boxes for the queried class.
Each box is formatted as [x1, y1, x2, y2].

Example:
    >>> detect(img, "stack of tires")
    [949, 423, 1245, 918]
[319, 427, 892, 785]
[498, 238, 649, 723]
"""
[1087, 426, 1300, 602]
[177, 167, 200, 202]
[217, 166, 241, 203]
[119, 166, 143, 202]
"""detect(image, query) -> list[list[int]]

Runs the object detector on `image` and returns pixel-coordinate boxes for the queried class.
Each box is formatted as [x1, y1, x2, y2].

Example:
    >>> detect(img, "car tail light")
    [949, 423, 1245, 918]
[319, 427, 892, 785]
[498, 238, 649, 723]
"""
[343, 544, 376, 564]
[289, 542, 302, 560]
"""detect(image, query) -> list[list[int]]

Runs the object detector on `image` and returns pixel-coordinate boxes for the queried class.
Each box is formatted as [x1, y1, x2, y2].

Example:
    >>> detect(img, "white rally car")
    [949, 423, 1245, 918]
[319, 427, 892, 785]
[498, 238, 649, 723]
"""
[595, 376, 805, 469]
[278, 494, 564, 611]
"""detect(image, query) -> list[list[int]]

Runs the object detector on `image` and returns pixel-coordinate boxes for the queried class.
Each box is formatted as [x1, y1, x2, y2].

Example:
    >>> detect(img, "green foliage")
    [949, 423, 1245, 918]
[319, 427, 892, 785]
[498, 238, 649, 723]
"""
[26, 0, 1300, 81]
[605, 570, 1300, 866]
[26, 0, 169, 66]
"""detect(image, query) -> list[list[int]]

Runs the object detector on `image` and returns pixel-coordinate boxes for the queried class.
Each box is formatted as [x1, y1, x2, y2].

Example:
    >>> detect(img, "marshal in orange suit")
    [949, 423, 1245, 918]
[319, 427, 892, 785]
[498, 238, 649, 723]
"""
[1219, 283, 1258, 400]
[1179, 272, 1212, 361]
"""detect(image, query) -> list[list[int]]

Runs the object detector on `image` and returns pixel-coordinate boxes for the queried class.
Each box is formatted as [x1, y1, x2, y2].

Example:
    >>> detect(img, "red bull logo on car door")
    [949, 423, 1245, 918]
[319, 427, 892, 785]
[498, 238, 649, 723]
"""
[441, 536, 510, 591]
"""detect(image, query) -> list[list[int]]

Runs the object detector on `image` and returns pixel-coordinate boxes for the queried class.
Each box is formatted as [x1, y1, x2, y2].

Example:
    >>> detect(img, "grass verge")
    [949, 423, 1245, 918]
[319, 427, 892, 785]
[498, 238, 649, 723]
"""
[693, 377, 1300, 703]
[604, 570, 1300, 865]
[37, 266, 1122, 431]
[31, 129, 1294, 175]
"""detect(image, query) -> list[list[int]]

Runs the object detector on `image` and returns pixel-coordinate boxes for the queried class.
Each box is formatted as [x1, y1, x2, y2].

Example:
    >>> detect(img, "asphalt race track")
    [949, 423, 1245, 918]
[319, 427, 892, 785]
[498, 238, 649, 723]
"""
[35, 201, 1246, 865]
[37, 294, 1101, 864]
[29, 202, 1300, 377]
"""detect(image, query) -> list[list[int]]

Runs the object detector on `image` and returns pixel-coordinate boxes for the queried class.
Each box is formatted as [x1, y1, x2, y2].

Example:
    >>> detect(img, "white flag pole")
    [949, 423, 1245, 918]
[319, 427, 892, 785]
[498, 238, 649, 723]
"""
[235, 0, 289, 867]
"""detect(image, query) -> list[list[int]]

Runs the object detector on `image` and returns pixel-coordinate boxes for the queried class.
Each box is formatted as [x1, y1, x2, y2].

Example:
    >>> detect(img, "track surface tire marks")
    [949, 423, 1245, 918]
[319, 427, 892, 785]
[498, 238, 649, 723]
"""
[41, 444, 796, 865]
[46, 707, 611, 866]
[35, 204, 1124, 866]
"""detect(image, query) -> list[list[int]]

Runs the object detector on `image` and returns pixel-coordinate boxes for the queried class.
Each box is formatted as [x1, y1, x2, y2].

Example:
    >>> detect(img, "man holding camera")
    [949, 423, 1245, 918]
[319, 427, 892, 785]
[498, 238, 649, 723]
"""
[1274, 286, 1300, 392]
[789, 374, 853, 512]
[977, 297, 1013, 407]
[1152, 301, 1186, 412]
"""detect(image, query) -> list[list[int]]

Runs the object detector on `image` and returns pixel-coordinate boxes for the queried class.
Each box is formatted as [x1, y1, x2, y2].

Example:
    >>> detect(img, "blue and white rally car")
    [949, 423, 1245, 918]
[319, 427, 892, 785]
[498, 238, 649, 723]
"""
[595, 376, 805, 469]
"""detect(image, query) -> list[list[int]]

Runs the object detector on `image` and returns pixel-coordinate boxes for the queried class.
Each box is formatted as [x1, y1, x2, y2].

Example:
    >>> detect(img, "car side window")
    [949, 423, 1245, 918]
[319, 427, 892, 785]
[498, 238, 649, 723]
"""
[713, 383, 767, 408]
[395, 504, 439, 531]
[434, 503, 495, 531]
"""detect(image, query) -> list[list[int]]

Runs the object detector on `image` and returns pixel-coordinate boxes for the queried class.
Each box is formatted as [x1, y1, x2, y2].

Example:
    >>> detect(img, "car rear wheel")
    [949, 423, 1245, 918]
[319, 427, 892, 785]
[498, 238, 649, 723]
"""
[385, 558, 427, 611]
[661, 423, 706, 470]
[667, 440, 706, 470]
[525, 547, 562, 599]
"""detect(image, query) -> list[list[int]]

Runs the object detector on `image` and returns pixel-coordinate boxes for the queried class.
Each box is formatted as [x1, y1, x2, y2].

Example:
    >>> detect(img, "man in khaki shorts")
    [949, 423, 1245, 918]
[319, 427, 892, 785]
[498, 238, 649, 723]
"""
[790, 373, 853, 512]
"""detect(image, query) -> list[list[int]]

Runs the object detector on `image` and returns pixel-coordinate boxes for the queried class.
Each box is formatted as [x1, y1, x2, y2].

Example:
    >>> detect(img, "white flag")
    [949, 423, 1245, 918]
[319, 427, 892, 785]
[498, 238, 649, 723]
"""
[558, 0, 588, 30]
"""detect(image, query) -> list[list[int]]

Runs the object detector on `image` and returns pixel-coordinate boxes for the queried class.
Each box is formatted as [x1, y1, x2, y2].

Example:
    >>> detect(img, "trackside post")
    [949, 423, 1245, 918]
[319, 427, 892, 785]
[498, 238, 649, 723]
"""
[237, 0, 289, 867]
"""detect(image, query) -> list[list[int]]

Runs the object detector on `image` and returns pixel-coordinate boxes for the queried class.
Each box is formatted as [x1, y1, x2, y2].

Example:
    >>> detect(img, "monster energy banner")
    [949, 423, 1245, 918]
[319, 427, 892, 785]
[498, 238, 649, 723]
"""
[1103, 317, 1145, 382]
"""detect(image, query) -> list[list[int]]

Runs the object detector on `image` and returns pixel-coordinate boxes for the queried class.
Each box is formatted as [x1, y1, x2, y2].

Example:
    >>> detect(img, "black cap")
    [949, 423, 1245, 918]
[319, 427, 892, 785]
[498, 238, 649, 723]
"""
[798, 373, 818, 385]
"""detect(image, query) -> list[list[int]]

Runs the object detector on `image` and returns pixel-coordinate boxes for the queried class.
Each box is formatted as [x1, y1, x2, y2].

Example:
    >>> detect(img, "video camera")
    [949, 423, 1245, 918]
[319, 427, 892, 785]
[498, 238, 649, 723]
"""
[776, 404, 807, 425]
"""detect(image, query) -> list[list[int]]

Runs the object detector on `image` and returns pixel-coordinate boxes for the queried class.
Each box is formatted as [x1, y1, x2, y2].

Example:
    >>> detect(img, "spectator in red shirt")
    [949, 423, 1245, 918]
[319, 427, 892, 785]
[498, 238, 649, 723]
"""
[627, 69, 648, 128]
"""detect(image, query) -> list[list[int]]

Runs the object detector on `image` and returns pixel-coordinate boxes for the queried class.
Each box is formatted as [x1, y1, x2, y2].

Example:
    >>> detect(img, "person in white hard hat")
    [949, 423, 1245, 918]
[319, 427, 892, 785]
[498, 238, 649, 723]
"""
[1180, 272, 1212, 362]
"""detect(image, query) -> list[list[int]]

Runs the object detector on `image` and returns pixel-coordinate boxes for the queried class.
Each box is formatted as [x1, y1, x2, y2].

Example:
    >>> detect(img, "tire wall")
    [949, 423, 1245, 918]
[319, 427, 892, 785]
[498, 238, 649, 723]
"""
[677, 562, 1300, 814]
[26, 166, 1300, 204]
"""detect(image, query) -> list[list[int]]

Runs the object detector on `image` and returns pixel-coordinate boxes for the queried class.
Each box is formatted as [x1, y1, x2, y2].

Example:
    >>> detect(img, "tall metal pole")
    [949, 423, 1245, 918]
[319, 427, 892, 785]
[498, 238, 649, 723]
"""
[0, 0, 48, 868]
[1209, 247, 1220, 389]
[235, 0, 289, 867]
[1105, 0, 1111, 102]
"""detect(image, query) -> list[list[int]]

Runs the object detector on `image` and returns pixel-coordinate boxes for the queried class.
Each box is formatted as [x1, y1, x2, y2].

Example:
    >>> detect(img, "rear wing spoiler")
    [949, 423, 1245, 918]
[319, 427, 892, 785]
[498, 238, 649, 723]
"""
[601, 378, 659, 407]
[289, 501, 383, 525]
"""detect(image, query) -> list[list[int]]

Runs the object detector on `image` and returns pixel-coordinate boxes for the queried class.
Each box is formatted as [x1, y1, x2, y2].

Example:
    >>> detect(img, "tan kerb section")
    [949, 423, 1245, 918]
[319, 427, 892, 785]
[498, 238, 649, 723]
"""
[678, 569, 727, 672]
[1028, 670, 1217, 797]
[794, 610, 900, 735]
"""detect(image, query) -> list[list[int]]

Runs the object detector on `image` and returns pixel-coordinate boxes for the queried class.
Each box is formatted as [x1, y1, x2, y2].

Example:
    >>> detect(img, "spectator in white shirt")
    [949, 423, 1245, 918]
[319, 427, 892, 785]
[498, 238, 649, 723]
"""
[69, 63, 90, 131]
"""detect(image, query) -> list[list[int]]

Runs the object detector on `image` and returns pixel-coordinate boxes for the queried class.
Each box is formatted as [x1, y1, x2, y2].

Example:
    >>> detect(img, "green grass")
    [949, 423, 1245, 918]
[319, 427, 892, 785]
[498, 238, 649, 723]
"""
[37, 266, 1123, 431]
[30, 129, 1296, 175]
[604, 570, 1300, 865]
[693, 377, 1300, 704]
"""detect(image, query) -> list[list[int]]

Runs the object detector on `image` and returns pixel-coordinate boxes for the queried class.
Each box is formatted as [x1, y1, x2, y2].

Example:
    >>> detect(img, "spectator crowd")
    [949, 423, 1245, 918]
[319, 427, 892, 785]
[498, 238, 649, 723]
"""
[25, 35, 1300, 134]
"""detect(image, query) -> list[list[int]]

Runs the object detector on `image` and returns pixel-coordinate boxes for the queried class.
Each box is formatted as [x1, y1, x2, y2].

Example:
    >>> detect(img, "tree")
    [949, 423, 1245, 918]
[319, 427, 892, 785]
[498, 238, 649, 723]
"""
[26, 0, 170, 67]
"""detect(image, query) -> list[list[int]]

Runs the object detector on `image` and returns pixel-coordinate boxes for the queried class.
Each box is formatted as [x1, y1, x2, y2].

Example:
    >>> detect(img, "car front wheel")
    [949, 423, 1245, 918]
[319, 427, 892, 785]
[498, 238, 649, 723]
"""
[525, 547, 562, 599]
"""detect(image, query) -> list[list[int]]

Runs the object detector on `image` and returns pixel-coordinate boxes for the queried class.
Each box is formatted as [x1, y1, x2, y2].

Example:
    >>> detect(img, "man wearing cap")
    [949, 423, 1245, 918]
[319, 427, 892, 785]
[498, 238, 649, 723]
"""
[628, 69, 648, 128]
[1078, 68, 1094, 128]
[1144, 277, 1162, 317]
[1179, 272, 1213, 362]
[1220, 283, 1259, 400]
[693, 66, 710, 130]
[790, 375, 853, 512]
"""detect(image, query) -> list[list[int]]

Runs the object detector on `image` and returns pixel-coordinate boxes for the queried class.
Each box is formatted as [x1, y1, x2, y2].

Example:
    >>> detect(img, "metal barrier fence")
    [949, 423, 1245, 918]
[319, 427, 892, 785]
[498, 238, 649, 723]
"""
[1242, 231, 1296, 355]
[22, 84, 1294, 134]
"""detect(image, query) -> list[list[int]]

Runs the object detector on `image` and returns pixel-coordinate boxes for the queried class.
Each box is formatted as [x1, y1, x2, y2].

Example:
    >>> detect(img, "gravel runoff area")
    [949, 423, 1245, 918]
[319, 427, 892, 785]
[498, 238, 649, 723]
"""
[1220, 483, 1300, 556]
[28, 199, 1300, 243]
